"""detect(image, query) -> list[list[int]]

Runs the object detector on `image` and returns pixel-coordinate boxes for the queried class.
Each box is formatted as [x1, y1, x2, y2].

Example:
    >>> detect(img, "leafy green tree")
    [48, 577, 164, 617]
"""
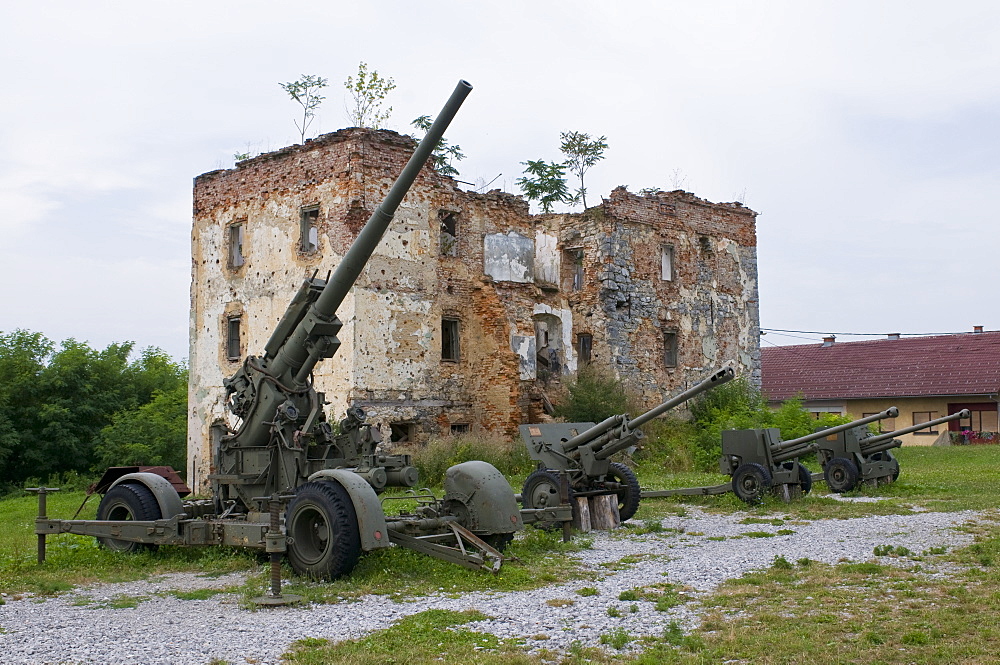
[517, 159, 571, 213]
[279, 74, 329, 143]
[554, 364, 637, 424]
[560, 131, 608, 208]
[411, 115, 466, 176]
[345, 62, 395, 129]
[95, 382, 188, 471]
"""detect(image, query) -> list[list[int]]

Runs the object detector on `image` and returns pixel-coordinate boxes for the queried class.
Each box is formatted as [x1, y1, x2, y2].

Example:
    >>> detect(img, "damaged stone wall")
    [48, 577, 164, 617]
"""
[189, 128, 760, 491]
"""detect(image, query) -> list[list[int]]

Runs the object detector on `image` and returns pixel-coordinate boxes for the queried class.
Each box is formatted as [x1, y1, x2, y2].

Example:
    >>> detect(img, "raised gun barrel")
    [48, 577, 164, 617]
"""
[562, 367, 736, 456]
[860, 409, 971, 454]
[770, 407, 899, 457]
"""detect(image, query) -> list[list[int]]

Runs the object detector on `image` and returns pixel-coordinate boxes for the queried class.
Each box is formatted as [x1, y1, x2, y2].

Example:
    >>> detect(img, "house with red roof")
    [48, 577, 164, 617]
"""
[760, 329, 1000, 446]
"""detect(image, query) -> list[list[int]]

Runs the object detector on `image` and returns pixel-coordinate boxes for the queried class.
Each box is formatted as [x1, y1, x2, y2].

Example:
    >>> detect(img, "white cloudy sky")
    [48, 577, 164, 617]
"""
[1, 1, 997, 361]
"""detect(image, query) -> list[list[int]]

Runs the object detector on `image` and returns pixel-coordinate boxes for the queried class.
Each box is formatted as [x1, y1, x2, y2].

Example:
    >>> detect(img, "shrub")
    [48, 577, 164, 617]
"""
[402, 431, 533, 487]
[552, 364, 638, 424]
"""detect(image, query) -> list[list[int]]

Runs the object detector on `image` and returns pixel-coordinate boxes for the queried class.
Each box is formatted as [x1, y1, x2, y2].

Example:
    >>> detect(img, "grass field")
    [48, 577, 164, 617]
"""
[2, 444, 998, 663]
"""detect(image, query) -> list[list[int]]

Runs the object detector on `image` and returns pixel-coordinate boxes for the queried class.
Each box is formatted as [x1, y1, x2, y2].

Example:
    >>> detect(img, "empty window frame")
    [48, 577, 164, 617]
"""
[660, 245, 674, 281]
[954, 405, 999, 432]
[569, 249, 584, 290]
[450, 423, 470, 435]
[440, 210, 458, 256]
[441, 317, 460, 361]
[228, 223, 245, 268]
[300, 206, 319, 252]
[663, 330, 678, 367]
[390, 422, 415, 444]
[577, 333, 593, 364]
[226, 316, 242, 361]
[912, 411, 939, 435]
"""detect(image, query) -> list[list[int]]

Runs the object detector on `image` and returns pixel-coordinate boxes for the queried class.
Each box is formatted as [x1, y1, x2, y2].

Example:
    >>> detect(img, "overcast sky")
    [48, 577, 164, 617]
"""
[1, 1, 997, 362]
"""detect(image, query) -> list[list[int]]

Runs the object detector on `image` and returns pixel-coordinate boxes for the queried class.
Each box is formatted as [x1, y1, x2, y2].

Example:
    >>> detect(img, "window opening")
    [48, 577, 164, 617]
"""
[440, 211, 458, 256]
[300, 206, 319, 252]
[226, 316, 241, 361]
[450, 423, 470, 435]
[390, 423, 415, 444]
[571, 249, 584, 290]
[863, 413, 896, 433]
[912, 411, 939, 435]
[442, 318, 460, 361]
[660, 245, 674, 281]
[228, 223, 244, 268]
[663, 330, 678, 367]
[577, 333, 592, 364]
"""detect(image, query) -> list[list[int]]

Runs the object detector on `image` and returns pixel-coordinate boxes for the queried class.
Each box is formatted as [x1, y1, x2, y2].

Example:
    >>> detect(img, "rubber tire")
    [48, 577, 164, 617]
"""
[285, 481, 362, 580]
[606, 462, 641, 522]
[96, 482, 162, 553]
[522, 469, 573, 531]
[824, 457, 860, 493]
[797, 463, 813, 496]
[731, 462, 772, 504]
[482, 532, 515, 552]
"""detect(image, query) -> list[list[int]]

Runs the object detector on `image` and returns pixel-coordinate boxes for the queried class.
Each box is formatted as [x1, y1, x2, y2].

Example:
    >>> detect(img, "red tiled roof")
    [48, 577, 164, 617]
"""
[761, 332, 1000, 401]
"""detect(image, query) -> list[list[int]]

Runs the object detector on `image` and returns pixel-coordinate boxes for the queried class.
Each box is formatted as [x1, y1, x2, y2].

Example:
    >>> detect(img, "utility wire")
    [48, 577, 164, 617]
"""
[761, 327, 992, 337]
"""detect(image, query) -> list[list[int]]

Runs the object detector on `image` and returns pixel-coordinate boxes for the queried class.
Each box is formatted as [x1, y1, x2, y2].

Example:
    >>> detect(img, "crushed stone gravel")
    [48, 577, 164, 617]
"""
[0, 506, 981, 664]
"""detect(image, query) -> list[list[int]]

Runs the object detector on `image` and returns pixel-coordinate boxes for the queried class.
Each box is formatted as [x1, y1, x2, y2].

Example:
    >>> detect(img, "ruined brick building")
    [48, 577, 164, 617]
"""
[188, 128, 761, 488]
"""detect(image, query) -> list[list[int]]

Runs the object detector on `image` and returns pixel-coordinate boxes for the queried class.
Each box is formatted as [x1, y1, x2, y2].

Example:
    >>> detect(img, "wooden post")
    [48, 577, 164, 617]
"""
[572, 497, 592, 532]
[589, 494, 621, 530]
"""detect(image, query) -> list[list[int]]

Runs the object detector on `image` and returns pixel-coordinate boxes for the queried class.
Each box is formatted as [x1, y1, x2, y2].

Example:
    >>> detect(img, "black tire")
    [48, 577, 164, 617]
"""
[797, 463, 813, 496]
[522, 469, 572, 531]
[731, 462, 772, 504]
[96, 482, 161, 553]
[285, 481, 362, 580]
[824, 457, 860, 493]
[605, 462, 641, 522]
[482, 532, 515, 552]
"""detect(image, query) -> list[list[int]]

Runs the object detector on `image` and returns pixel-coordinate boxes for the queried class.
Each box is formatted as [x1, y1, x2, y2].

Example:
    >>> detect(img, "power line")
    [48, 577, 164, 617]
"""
[761, 327, 991, 338]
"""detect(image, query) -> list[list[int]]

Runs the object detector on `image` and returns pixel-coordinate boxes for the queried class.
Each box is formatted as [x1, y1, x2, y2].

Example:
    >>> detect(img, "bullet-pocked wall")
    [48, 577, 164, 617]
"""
[189, 128, 760, 491]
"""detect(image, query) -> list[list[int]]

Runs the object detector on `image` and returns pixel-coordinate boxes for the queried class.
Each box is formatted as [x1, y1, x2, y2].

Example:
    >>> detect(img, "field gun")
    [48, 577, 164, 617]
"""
[815, 409, 970, 492]
[519, 367, 734, 525]
[720, 408, 899, 503]
[32, 81, 525, 585]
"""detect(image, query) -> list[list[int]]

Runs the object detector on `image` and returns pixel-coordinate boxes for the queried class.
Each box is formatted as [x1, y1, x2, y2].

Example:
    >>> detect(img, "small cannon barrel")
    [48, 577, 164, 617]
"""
[860, 438, 903, 456]
[629, 367, 736, 430]
[862, 409, 971, 446]
[771, 407, 899, 453]
[772, 439, 822, 465]
[562, 414, 627, 453]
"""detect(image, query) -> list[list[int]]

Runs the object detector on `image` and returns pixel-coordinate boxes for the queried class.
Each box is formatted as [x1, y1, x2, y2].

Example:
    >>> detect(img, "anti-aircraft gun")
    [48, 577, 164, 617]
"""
[518, 367, 735, 525]
[815, 409, 970, 492]
[720, 408, 900, 503]
[32, 81, 525, 583]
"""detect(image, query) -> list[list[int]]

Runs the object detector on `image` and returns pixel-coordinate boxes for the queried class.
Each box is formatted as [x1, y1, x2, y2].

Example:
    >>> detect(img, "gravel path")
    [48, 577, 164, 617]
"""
[0, 505, 981, 665]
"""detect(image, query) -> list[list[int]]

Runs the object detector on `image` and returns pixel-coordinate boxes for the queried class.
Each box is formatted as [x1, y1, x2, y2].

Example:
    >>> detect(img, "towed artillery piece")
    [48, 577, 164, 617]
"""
[518, 367, 735, 526]
[31, 81, 527, 587]
[719, 408, 900, 503]
[815, 409, 970, 492]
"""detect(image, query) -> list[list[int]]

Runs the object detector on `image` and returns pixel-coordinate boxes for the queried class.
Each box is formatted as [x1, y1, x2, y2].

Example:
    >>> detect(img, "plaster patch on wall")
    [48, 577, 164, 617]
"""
[484, 231, 533, 282]
[511, 334, 536, 380]
[534, 230, 559, 286]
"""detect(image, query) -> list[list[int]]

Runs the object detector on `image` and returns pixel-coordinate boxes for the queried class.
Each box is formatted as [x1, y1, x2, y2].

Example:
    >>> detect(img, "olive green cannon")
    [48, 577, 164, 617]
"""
[519, 367, 735, 525]
[33, 81, 526, 589]
[816, 409, 971, 492]
[720, 408, 900, 503]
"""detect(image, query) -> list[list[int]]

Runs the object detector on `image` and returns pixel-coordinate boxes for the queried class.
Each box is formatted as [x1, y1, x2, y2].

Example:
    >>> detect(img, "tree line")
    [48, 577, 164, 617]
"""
[0, 330, 187, 493]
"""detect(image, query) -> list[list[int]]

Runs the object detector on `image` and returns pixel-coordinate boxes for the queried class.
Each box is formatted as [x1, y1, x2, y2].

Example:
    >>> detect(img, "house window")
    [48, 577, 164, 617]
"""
[440, 211, 458, 256]
[863, 413, 896, 433]
[228, 223, 244, 268]
[663, 331, 678, 367]
[450, 423, 470, 435]
[577, 333, 592, 364]
[570, 249, 584, 290]
[300, 206, 319, 252]
[956, 408, 999, 432]
[390, 422, 415, 443]
[660, 245, 674, 281]
[442, 318, 460, 361]
[912, 411, 939, 435]
[226, 316, 241, 361]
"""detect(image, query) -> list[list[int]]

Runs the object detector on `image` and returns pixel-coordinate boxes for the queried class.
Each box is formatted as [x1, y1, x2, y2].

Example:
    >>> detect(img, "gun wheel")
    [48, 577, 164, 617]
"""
[96, 482, 161, 553]
[824, 457, 860, 493]
[797, 462, 813, 495]
[522, 469, 573, 531]
[606, 462, 641, 522]
[285, 481, 361, 580]
[732, 462, 772, 504]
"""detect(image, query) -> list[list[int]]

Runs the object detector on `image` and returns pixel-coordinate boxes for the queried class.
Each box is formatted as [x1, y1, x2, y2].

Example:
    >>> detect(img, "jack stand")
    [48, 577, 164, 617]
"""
[26, 487, 60, 564]
[252, 495, 302, 607]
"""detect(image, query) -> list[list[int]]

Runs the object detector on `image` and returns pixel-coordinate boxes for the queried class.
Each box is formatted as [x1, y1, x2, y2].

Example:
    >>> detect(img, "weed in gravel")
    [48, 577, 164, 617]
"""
[776, 529, 796, 536]
[577, 587, 599, 597]
[546, 598, 575, 607]
[600, 627, 633, 650]
[741, 531, 776, 538]
[740, 517, 784, 526]
[618, 589, 639, 601]
[874, 544, 913, 557]
[168, 587, 233, 601]
[607, 605, 622, 617]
